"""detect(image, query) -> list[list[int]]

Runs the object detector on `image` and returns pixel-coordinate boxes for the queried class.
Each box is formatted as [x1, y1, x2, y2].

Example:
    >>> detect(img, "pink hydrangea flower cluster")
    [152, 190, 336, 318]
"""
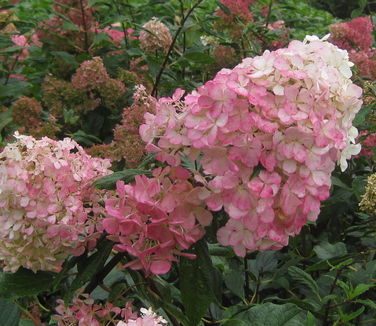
[329, 16, 373, 52]
[218, 0, 255, 22]
[97, 23, 137, 46]
[55, 295, 167, 326]
[140, 36, 362, 256]
[54, 295, 133, 326]
[356, 130, 376, 158]
[103, 166, 212, 274]
[11, 35, 30, 60]
[0, 134, 111, 272]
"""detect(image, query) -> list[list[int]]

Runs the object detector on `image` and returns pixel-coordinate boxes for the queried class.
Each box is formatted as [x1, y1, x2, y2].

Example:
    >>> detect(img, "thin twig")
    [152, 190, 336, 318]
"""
[79, 0, 89, 53]
[151, 0, 205, 96]
[111, 0, 130, 68]
[264, 0, 273, 28]
[84, 252, 126, 293]
[323, 269, 342, 326]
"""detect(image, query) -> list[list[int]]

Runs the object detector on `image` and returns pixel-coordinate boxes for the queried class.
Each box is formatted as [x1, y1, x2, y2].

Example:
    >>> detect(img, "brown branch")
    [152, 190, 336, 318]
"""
[79, 0, 89, 53]
[151, 0, 205, 97]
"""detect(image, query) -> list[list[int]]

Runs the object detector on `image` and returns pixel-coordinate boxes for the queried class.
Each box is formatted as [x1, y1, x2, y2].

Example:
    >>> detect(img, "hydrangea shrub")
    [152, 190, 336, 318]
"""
[140, 35, 362, 256]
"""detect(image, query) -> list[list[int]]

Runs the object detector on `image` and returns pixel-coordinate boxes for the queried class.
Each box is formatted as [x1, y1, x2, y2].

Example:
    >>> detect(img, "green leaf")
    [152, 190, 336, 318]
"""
[70, 130, 101, 146]
[0, 299, 20, 326]
[224, 269, 245, 299]
[331, 176, 351, 191]
[354, 299, 376, 309]
[180, 240, 217, 326]
[288, 266, 320, 300]
[249, 251, 278, 277]
[221, 320, 248, 326]
[0, 110, 13, 133]
[93, 169, 152, 189]
[306, 312, 316, 326]
[62, 20, 80, 31]
[353, 105, 373, 128]
[183, 51, 214, 64]
[50, 51, 78, 67]
[342, 306, 365, 322]
[0, 80, 30, 99]
[235, 303, 304, 326]
[313, 241, 347, 260]
[19, 319, 35, 326]
[352, 176, 367, 201]
[64, 240, 114, 302]
[349, 283, 374, 299]
[0, 46, 24, 55]
[0, 268, 54, 299]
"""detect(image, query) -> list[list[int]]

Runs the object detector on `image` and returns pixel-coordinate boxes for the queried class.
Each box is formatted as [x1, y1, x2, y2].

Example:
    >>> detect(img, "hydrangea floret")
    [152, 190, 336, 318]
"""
[0, 134, 111, 272]
[54, 295, 167, 326]
[103, 166, 212, 274]
[140, 35, 362, 256]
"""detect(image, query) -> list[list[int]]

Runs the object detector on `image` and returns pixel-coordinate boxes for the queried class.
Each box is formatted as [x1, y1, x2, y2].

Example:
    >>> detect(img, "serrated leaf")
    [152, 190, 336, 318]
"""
[0, 268, 54, 299]
[0, 80, 30, 98]
[288, 266, 320, 300]
[349, 283, 374, 299]
[236, 303, 304, 326]
[313, 241, 347, 260]
[62, 21, 80, 31]
[180, 240, 217, 326]
[342, 306, 365, 322]
[93, 169, 152, 189]
[0, 299, 20, 326]
[354, 299, 376, 309]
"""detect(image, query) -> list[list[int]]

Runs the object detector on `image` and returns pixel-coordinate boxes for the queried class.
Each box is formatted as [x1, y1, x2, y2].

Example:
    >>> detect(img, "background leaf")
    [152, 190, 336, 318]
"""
[0, 269, 54, 299]
[0, 299, 20, 326]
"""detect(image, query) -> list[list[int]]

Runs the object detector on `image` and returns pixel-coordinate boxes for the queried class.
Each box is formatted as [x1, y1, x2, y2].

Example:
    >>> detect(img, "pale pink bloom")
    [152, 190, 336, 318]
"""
[11, 35, 30, 60]
[103, 167, 212, 275]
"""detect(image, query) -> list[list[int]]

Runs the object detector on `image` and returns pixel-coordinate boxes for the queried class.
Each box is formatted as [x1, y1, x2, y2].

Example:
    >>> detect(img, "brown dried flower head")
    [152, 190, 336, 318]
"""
[139, 17, 173, 55]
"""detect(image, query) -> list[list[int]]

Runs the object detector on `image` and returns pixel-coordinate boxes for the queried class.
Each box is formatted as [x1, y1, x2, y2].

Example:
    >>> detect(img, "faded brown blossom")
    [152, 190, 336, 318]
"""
[12, 96, 43, 128]
[213, 44, 238, 68]
[87, 85, 156, 167]
[11, 96, 60, 138]
[43, 58, 126, 117]
[42, 75, 84, 116]
[139, 17, 173, 55]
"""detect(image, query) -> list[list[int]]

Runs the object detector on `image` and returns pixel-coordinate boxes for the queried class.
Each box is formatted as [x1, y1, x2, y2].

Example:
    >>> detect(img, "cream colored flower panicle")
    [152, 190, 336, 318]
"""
[0, 134, 111, 272]
[139, 17, 173, 54]
[360, 173, 376, 215]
